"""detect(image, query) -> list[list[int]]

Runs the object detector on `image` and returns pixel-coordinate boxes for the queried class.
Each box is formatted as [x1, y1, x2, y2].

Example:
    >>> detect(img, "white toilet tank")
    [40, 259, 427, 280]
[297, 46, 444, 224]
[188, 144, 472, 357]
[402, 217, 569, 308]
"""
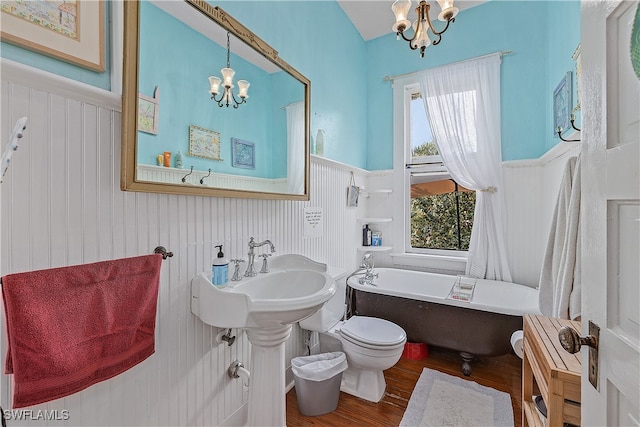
[299, 267, 347, 332]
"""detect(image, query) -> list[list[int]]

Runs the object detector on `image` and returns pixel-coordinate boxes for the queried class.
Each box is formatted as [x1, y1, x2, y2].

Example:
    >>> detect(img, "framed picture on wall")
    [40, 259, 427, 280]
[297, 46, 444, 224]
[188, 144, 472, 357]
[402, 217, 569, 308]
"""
[231, 138, 255, 169]
[138, 86, 159, 135]
[553, 71, 572, 137]
[188, 125, 223, 161]
[0, 1, 105, 72]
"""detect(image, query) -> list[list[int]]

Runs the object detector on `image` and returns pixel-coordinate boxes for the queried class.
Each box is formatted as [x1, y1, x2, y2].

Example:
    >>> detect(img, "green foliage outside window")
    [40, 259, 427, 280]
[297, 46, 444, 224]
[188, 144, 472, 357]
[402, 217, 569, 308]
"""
[410, 141, 475, 251]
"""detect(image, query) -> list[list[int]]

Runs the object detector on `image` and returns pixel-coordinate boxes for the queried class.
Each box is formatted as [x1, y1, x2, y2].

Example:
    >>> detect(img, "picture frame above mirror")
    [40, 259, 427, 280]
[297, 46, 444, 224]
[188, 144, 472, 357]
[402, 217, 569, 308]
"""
[121, 0, 310, 200]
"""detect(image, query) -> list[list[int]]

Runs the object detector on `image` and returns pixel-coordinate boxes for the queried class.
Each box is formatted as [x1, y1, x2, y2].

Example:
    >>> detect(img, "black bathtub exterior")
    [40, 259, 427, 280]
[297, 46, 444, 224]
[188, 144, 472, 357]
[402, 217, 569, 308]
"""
[351, 288, 522, 374]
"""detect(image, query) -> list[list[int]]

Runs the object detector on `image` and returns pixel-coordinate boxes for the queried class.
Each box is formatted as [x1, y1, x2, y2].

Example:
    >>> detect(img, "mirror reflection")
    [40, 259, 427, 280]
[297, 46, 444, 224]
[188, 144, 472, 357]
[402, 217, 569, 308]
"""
[121, 0, 310, 199]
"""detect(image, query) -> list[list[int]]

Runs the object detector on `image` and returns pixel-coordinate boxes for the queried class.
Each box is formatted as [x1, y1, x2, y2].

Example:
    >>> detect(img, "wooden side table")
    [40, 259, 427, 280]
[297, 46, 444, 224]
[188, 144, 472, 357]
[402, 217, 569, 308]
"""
[522, 314, 581, 426]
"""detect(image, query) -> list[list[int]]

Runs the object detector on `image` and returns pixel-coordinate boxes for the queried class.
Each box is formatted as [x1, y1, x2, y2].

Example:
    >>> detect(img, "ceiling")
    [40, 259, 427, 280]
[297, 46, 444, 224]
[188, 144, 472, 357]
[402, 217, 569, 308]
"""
[337, 0, 487, 41]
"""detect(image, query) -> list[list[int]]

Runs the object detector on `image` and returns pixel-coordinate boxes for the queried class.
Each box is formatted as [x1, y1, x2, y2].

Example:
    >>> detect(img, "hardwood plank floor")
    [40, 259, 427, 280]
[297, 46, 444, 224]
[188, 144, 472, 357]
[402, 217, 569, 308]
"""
[286, 346, 522, 427]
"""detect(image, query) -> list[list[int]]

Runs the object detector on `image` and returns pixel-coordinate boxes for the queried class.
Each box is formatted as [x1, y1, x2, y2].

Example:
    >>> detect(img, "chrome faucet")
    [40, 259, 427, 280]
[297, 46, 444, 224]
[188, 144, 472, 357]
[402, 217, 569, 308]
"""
[230, 259, 245, 281]
[346, 253, 377, 286]
[244, 237, 276, 277]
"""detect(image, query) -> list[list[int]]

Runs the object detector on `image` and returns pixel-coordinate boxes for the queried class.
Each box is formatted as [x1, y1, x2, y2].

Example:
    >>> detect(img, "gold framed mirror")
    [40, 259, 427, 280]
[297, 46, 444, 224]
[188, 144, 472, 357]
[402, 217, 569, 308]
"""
[121, 0, 310, 200]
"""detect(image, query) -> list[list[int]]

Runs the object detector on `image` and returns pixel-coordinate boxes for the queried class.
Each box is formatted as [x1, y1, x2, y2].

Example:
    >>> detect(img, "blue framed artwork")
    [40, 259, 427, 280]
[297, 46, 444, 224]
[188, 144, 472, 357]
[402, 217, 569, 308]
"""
[231, 138, 255, 169]
[553, 71, 572, 137]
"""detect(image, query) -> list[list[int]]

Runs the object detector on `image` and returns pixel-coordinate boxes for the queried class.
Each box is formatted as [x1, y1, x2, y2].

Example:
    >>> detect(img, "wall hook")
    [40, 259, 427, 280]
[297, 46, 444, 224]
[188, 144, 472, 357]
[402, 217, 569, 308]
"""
[570, 116, 581, 132]
[557, 126, 580, 142]
[181, 166, 193, 183]
[200, 168, 211, 185]
[1, 117, 28, 184]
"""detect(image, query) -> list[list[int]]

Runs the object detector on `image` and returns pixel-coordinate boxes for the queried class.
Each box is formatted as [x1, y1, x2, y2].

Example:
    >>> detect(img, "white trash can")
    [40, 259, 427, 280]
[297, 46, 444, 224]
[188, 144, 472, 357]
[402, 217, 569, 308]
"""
[291, 351, 348, 416]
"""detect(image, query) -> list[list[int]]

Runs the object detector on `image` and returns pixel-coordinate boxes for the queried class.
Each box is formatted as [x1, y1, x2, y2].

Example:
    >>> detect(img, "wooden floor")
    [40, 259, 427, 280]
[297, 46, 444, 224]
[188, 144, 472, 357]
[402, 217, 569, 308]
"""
[286, 346, 522, 427]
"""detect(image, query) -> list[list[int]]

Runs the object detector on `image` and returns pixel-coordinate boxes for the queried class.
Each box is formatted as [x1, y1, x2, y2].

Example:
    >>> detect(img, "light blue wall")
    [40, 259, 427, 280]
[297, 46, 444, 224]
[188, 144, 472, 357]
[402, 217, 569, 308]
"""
[1, 1, 579, 170]
[138, 2, 291, 178]
[365, 0, 581, 169]
[545, 0, 582, 153]
[216, 0, 369, 169]
[0, 2, 112, 90]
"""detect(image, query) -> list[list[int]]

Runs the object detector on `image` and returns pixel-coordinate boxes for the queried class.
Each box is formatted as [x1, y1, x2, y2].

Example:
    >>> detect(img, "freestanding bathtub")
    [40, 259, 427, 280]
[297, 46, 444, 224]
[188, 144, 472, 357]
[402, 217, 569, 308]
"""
[347, 268, 541, 375]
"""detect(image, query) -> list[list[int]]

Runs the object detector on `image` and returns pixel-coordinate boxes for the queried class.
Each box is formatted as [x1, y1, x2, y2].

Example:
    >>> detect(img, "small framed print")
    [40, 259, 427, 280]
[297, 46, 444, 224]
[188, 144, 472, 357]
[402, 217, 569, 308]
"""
[138, 86, 159, 135]
[188, 125, 222, 161]
[553, 71, 572, 136]
[231, 138, 255, 169]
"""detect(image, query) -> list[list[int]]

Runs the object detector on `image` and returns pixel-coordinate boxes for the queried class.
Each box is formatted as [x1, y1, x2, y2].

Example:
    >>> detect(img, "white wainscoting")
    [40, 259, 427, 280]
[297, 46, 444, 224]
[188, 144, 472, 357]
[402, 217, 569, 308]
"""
[0, 59, 366, 426]
[503, 140, 583, 287]
[362, 141, 583, 288]
[137, 164, 289, 193]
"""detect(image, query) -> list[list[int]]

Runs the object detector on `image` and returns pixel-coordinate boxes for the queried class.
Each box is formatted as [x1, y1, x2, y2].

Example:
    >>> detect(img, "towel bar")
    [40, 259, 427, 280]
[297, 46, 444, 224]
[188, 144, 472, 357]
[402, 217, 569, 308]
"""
[0, 249, 173, 287]
[154, 246, 174, 260]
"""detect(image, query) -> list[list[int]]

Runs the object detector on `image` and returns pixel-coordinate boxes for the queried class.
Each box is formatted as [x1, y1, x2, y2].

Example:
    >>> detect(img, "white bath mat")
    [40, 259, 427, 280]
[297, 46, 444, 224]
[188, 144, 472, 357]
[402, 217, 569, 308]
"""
[400, 368, 514, 427]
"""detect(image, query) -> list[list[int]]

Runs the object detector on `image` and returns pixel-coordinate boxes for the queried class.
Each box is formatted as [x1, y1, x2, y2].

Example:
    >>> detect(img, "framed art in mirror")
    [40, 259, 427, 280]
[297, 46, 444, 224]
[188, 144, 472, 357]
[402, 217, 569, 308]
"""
[231, 138, 255, 170]
[189, 125, 222, 161]
[138, 86, 159, 135]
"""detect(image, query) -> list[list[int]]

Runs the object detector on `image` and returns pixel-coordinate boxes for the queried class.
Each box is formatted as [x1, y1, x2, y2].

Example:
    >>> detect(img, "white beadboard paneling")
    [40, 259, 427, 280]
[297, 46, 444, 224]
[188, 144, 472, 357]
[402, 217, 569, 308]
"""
[0, 63, 360, 426]
[502, 142, 583, 288]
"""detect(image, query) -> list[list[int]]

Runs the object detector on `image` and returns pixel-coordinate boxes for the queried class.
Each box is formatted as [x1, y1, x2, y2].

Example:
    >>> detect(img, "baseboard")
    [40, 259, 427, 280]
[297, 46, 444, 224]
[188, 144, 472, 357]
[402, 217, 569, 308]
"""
[221, 403, 247, 427]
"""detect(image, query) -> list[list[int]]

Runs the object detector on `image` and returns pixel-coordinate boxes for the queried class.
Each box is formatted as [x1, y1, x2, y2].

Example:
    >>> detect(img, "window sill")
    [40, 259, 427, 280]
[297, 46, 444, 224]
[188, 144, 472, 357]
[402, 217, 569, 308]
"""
[389, 252, 467, 273]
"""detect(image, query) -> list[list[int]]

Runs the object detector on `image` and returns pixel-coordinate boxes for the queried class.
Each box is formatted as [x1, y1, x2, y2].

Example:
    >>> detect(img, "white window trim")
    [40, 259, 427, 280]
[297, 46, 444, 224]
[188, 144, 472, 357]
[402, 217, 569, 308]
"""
[391, 77, 467, 273]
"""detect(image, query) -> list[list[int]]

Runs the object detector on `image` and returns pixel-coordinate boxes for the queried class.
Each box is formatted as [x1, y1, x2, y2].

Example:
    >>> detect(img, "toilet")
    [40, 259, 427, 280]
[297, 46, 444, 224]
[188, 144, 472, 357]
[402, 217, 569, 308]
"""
[299, 269, 407, 403]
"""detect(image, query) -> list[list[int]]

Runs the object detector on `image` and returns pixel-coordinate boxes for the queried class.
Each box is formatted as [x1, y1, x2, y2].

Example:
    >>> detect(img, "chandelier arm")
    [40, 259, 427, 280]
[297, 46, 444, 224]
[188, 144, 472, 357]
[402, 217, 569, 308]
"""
[428, 16, 454, 38]
[397, 28, 417, 44]
[230, 92, 246, 109]
[211, 92, 224, 104]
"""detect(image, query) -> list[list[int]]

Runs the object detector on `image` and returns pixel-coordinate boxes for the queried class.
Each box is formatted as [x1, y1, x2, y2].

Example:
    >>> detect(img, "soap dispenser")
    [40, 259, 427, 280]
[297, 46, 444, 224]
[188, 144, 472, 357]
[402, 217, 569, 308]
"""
[212, 245, 229, 287]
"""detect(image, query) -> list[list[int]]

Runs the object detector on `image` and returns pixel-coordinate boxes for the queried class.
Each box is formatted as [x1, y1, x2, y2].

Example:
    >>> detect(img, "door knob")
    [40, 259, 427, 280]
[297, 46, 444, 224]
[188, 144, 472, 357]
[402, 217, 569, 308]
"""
[558, 321, 600, 390]
[558, 326, 598, 354]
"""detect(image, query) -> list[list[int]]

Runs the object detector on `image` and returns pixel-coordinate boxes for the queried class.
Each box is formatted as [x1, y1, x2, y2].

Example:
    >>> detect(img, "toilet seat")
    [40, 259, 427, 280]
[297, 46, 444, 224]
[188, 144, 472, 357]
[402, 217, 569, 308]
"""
[338, 316, 406, 349]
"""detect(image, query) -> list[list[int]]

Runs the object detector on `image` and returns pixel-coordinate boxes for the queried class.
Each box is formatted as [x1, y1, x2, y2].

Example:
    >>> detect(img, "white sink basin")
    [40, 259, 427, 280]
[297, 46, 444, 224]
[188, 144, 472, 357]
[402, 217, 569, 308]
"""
[191, 254, 336, 329]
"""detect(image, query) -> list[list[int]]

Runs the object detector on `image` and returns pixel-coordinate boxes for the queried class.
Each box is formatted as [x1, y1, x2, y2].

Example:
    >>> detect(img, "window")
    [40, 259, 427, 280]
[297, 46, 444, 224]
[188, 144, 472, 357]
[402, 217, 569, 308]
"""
[398, 84, 475, 256]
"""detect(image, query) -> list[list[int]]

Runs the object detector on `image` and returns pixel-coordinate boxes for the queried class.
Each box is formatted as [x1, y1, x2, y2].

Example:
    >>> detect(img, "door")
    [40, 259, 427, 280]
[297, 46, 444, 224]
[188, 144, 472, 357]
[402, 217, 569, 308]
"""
[581, 1, 640, 425]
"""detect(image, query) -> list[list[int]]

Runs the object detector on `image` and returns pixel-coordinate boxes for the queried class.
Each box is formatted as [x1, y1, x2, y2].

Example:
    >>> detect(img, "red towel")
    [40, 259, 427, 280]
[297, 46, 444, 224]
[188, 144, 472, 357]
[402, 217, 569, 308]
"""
[1, 254, 163, 408]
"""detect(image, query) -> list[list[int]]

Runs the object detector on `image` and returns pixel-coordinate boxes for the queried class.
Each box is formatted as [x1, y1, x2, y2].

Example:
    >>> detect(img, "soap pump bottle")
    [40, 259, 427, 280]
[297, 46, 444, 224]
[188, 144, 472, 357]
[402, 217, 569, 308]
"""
[175, 150, 183, 169]
[362, 224, 372, 246]
[212, 245, 229, 287]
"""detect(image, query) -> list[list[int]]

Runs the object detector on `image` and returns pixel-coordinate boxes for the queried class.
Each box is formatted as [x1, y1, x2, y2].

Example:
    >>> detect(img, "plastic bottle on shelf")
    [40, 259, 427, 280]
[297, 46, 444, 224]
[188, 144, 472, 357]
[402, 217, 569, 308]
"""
[362, 224, 372, 246]
[212, 245, 229, 287]
[175, 150, 183, 168]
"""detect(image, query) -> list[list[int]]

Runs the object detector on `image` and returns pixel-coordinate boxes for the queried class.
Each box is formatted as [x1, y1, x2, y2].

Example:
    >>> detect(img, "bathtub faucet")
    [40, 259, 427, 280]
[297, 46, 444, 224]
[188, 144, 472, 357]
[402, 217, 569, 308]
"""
[244, 237, 276, 277]
[347, 253, 378, 286]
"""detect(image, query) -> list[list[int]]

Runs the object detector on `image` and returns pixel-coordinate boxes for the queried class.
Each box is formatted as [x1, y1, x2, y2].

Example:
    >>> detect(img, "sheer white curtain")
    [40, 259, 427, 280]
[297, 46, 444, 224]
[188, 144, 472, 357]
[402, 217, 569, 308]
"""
[285, 101, 305, 194]
[419, 53, 512, 281]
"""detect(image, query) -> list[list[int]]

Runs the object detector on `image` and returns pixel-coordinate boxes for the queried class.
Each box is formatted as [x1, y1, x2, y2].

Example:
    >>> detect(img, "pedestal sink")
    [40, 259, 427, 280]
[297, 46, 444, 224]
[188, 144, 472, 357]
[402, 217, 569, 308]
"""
[191, 254, 336, 426]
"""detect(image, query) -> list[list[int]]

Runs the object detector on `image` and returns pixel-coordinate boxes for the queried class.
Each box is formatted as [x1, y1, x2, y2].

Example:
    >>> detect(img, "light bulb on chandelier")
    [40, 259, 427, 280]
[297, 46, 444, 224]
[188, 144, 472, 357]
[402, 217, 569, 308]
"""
[391, 0, 458, 58]
[208, 32, 250, 108]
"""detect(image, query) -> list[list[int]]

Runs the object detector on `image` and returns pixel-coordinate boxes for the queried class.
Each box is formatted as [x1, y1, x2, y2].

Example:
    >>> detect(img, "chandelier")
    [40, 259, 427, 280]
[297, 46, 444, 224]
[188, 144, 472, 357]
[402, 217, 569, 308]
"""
[391, 0, 458, 58]
[208, 32, 250, 108]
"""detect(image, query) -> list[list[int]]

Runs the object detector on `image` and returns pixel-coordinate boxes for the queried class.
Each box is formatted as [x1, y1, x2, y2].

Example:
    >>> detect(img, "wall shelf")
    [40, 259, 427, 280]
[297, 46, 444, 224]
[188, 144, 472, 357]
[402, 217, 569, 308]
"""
[357, 246, 392, 252]
[357, 217, 392, 224]
[360, 189, 392, 198]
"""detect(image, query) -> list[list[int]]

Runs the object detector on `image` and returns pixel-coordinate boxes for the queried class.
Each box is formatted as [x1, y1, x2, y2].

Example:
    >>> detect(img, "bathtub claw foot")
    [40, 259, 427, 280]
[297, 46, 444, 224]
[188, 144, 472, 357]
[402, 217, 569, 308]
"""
[460, 352, 475, 376]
